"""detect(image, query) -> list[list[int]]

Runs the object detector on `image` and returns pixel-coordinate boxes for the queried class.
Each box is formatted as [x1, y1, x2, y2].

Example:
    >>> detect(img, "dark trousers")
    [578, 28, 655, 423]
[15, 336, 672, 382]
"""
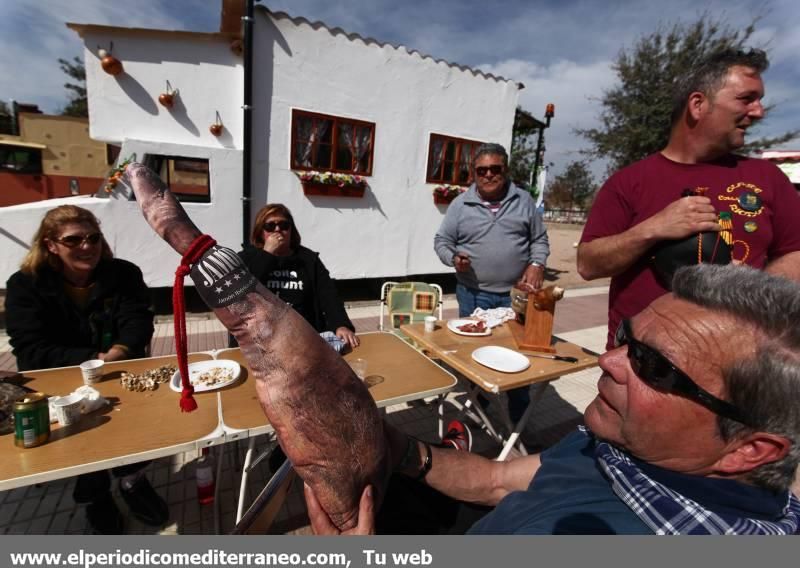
[376, 474, 491, 534]
[456, 283, 531, 423]
[269, 446, 489, 534]
[72, 461, 150, 504]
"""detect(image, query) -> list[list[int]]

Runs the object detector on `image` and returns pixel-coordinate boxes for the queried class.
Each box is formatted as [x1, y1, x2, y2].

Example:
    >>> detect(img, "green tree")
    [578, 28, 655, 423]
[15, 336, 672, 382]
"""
[577, 13, 799, 173]
[544, 160, 596, 209]
[58, 56, 88, 117]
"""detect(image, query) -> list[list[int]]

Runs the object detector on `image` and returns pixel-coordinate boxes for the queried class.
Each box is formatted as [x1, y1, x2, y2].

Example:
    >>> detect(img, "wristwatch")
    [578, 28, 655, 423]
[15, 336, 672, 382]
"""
[395, 437, 433, 480]
[530, 261, 544, 268]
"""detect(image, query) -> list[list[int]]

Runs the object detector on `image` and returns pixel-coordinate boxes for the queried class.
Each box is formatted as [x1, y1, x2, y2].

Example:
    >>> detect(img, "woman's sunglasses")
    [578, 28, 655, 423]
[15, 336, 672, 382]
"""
[475, 164, 504, 177]
[263, 221, 291, 233]
[54, 233, 102, 248]
[615, 319, 753, 426]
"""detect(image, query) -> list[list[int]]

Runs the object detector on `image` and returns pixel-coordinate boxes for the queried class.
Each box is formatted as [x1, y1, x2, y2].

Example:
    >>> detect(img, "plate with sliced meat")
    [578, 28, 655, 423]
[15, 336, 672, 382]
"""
[447, 319, 492, 337]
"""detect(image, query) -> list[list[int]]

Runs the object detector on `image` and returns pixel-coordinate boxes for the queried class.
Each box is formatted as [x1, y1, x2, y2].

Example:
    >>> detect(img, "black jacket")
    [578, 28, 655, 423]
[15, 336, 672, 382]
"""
[5, 259, 154, 371]
[238, 245, 354, 333]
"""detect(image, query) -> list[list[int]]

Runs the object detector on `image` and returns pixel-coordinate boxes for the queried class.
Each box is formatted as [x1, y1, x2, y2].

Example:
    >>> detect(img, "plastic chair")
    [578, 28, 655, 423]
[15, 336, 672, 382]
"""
[379, 281, 443, 331]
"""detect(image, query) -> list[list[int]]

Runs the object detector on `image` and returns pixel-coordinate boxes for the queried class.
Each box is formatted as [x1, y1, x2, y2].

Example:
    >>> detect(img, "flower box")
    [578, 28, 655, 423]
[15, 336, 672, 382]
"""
[301, 181, 365, 198]
[434, 193, 459, 204]
[295, 170, 368, 198]
[432, 184, 466, 205]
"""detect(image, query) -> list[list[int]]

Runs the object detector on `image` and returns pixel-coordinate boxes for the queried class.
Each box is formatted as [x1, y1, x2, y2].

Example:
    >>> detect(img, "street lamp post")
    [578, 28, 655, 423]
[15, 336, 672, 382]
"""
[532, 103, 555, 186]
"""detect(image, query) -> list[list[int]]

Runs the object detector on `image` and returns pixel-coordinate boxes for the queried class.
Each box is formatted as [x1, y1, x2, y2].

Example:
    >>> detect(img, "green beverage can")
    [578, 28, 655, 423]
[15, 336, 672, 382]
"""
[13, 392, 50, 448]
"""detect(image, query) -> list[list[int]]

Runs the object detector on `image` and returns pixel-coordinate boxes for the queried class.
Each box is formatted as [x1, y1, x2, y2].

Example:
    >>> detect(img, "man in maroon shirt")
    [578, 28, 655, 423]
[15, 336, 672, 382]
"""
[578, 48, 800, 349]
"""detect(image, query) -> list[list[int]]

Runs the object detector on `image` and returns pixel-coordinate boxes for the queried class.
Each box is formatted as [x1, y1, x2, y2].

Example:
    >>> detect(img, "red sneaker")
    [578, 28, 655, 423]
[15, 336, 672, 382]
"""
[442, 420, 472, 451]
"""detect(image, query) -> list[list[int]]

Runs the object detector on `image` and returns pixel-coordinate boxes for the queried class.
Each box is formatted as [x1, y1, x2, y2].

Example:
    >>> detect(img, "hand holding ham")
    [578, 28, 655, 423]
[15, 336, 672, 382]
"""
[122, 163, 389, 531]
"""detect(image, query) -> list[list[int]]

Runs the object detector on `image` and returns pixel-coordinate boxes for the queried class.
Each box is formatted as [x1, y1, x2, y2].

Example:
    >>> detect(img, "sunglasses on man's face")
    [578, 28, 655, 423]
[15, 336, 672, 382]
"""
[615, 319, 753, 426]
[55, 233, 102, 248]
[263, 220, 291, 232]
[475, 164, 504, 177]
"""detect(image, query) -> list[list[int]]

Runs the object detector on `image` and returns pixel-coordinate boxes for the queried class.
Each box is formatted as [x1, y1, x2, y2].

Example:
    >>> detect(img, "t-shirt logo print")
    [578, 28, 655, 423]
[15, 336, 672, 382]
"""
[717, 181, 765, 217]
[266, 269, 304, 291]
[715, 181, 765, 263]
[190, 245, 258, 308]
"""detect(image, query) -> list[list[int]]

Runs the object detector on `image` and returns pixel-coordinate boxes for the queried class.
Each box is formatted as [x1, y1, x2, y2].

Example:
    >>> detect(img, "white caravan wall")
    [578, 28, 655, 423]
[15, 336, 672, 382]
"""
[0, 141, 241, 288]
[0, 15, 520, 287]
[1, 28, 247, 288]
[252, 10, 520, 279]
[82, 31, 243, 150]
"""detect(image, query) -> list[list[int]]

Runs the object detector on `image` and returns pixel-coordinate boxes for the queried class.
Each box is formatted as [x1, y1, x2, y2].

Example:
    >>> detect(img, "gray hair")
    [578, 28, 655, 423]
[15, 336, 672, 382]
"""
[473, 143, 509, 167]
[672, 264, 800, 492]
[670, 48, 769, 125]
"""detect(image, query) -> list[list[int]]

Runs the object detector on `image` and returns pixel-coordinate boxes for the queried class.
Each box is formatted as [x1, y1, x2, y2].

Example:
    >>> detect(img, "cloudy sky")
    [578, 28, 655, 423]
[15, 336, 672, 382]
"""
[1, 0, 798, 179]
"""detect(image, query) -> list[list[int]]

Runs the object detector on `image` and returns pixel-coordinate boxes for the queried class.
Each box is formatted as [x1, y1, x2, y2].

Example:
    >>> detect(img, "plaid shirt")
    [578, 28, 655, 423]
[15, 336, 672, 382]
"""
[587, 428, 800, 535]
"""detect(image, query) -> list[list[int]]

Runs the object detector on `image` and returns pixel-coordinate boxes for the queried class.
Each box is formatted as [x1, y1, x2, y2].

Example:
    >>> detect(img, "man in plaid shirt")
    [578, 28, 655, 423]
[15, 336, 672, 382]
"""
[305, 264, 800, 535]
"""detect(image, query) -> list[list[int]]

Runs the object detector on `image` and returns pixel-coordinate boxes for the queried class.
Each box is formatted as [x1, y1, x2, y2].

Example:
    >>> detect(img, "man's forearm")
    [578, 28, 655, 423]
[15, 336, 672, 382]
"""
[577, 222, 657, 280]
[434, 206, 461, 266]
[765, 251, 800, 282]
[528, 215, 550, 266]
[434, 243, 456, 267]
[387, 425, 537, 506]
[529, 235, 550, 266]
[422, 444, 514, 506]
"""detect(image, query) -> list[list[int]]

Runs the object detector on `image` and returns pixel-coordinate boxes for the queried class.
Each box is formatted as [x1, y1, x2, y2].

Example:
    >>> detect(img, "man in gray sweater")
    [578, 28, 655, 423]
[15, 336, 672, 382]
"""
[434, 142, 550, 423]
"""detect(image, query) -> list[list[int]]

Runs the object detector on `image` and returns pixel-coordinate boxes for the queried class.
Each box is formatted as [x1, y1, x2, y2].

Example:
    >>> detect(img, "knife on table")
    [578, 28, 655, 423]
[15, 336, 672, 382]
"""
[520, 352, 579, 363]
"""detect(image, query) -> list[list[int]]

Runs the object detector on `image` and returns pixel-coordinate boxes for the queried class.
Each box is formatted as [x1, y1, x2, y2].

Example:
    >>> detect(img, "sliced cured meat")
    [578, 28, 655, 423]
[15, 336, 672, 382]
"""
[123, 163, 389, 531]
[458, 321, 487, 333]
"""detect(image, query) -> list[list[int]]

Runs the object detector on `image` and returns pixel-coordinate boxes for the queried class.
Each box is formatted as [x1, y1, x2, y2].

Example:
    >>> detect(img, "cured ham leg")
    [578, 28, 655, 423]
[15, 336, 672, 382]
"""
[123, 163, 388, 530]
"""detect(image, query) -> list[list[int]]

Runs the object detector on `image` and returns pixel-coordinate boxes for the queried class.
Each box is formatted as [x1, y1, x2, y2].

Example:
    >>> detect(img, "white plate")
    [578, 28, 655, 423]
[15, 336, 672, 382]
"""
[471, 346, 530, 373]
[447, 319, 492, 337]
[170, 360, 241, 393]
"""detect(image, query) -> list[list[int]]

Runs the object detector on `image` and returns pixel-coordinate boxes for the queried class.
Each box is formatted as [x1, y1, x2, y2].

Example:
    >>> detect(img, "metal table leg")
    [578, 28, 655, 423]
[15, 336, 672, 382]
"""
[496, 382, 549, 461]
[235, 437, 256, 523]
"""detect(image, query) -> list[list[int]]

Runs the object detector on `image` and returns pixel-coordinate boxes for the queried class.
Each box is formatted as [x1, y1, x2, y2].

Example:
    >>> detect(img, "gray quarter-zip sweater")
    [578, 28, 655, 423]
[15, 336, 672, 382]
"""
[434, 182, 549, 293]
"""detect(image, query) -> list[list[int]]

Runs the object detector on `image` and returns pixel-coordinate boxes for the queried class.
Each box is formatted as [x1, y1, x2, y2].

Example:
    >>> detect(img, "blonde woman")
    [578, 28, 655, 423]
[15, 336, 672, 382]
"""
[6, 205, 154, 369]
[4, 205, 165, 533]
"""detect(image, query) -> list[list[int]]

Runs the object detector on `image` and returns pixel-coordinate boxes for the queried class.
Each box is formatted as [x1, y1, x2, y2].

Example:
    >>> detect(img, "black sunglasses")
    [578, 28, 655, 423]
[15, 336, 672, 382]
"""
[475, 164, 504, 177]
[615, 319, 753, 426]
[55, 233, 102, 248]
[263, 220, 291, 232]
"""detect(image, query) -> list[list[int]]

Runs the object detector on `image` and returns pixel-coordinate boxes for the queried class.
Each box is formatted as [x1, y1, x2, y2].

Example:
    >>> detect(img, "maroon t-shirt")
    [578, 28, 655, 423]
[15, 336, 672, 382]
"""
[581, 153, 800, 349]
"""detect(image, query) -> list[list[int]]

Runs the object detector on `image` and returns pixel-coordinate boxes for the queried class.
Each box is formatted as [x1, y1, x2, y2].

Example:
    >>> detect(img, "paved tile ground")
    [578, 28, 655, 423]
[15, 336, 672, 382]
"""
[0, 289, 607, 534]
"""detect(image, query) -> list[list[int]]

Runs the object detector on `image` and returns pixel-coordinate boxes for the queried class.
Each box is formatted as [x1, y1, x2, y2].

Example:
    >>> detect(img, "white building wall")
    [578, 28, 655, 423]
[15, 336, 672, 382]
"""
[0, 14, 520, 287]
[83, 32, 244, 150]
[1, 30, 246, 288]
[0, 141, 241, 288]
[253, 11, 520, 279]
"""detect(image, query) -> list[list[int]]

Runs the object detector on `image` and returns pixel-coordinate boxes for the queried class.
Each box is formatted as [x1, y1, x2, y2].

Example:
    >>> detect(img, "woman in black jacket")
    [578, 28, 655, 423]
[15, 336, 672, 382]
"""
[238, 203, 358, 348]
[6, 223, 154, 370]
[4, 205, 166, 533]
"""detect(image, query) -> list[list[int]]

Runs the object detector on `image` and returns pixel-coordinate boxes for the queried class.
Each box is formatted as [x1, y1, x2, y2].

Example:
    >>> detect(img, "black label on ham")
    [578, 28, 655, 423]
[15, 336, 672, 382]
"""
[190, 245, 258, 308]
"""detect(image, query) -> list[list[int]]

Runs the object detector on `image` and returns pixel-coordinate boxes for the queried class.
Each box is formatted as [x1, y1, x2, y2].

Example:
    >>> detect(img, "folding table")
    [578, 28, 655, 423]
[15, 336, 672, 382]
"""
[401, 320, 599, 460]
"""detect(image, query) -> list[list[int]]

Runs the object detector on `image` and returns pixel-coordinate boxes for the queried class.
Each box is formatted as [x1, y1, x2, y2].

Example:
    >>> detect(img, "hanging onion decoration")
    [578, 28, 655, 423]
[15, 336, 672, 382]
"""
[158, 80, 178, 108]
[209, 111, 224, 136]
[97, 42, 123, 76]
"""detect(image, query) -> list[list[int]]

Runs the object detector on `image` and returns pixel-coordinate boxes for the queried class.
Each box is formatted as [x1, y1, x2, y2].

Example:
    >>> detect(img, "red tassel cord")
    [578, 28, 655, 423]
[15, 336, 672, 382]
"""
[173, 234, 216, 412]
